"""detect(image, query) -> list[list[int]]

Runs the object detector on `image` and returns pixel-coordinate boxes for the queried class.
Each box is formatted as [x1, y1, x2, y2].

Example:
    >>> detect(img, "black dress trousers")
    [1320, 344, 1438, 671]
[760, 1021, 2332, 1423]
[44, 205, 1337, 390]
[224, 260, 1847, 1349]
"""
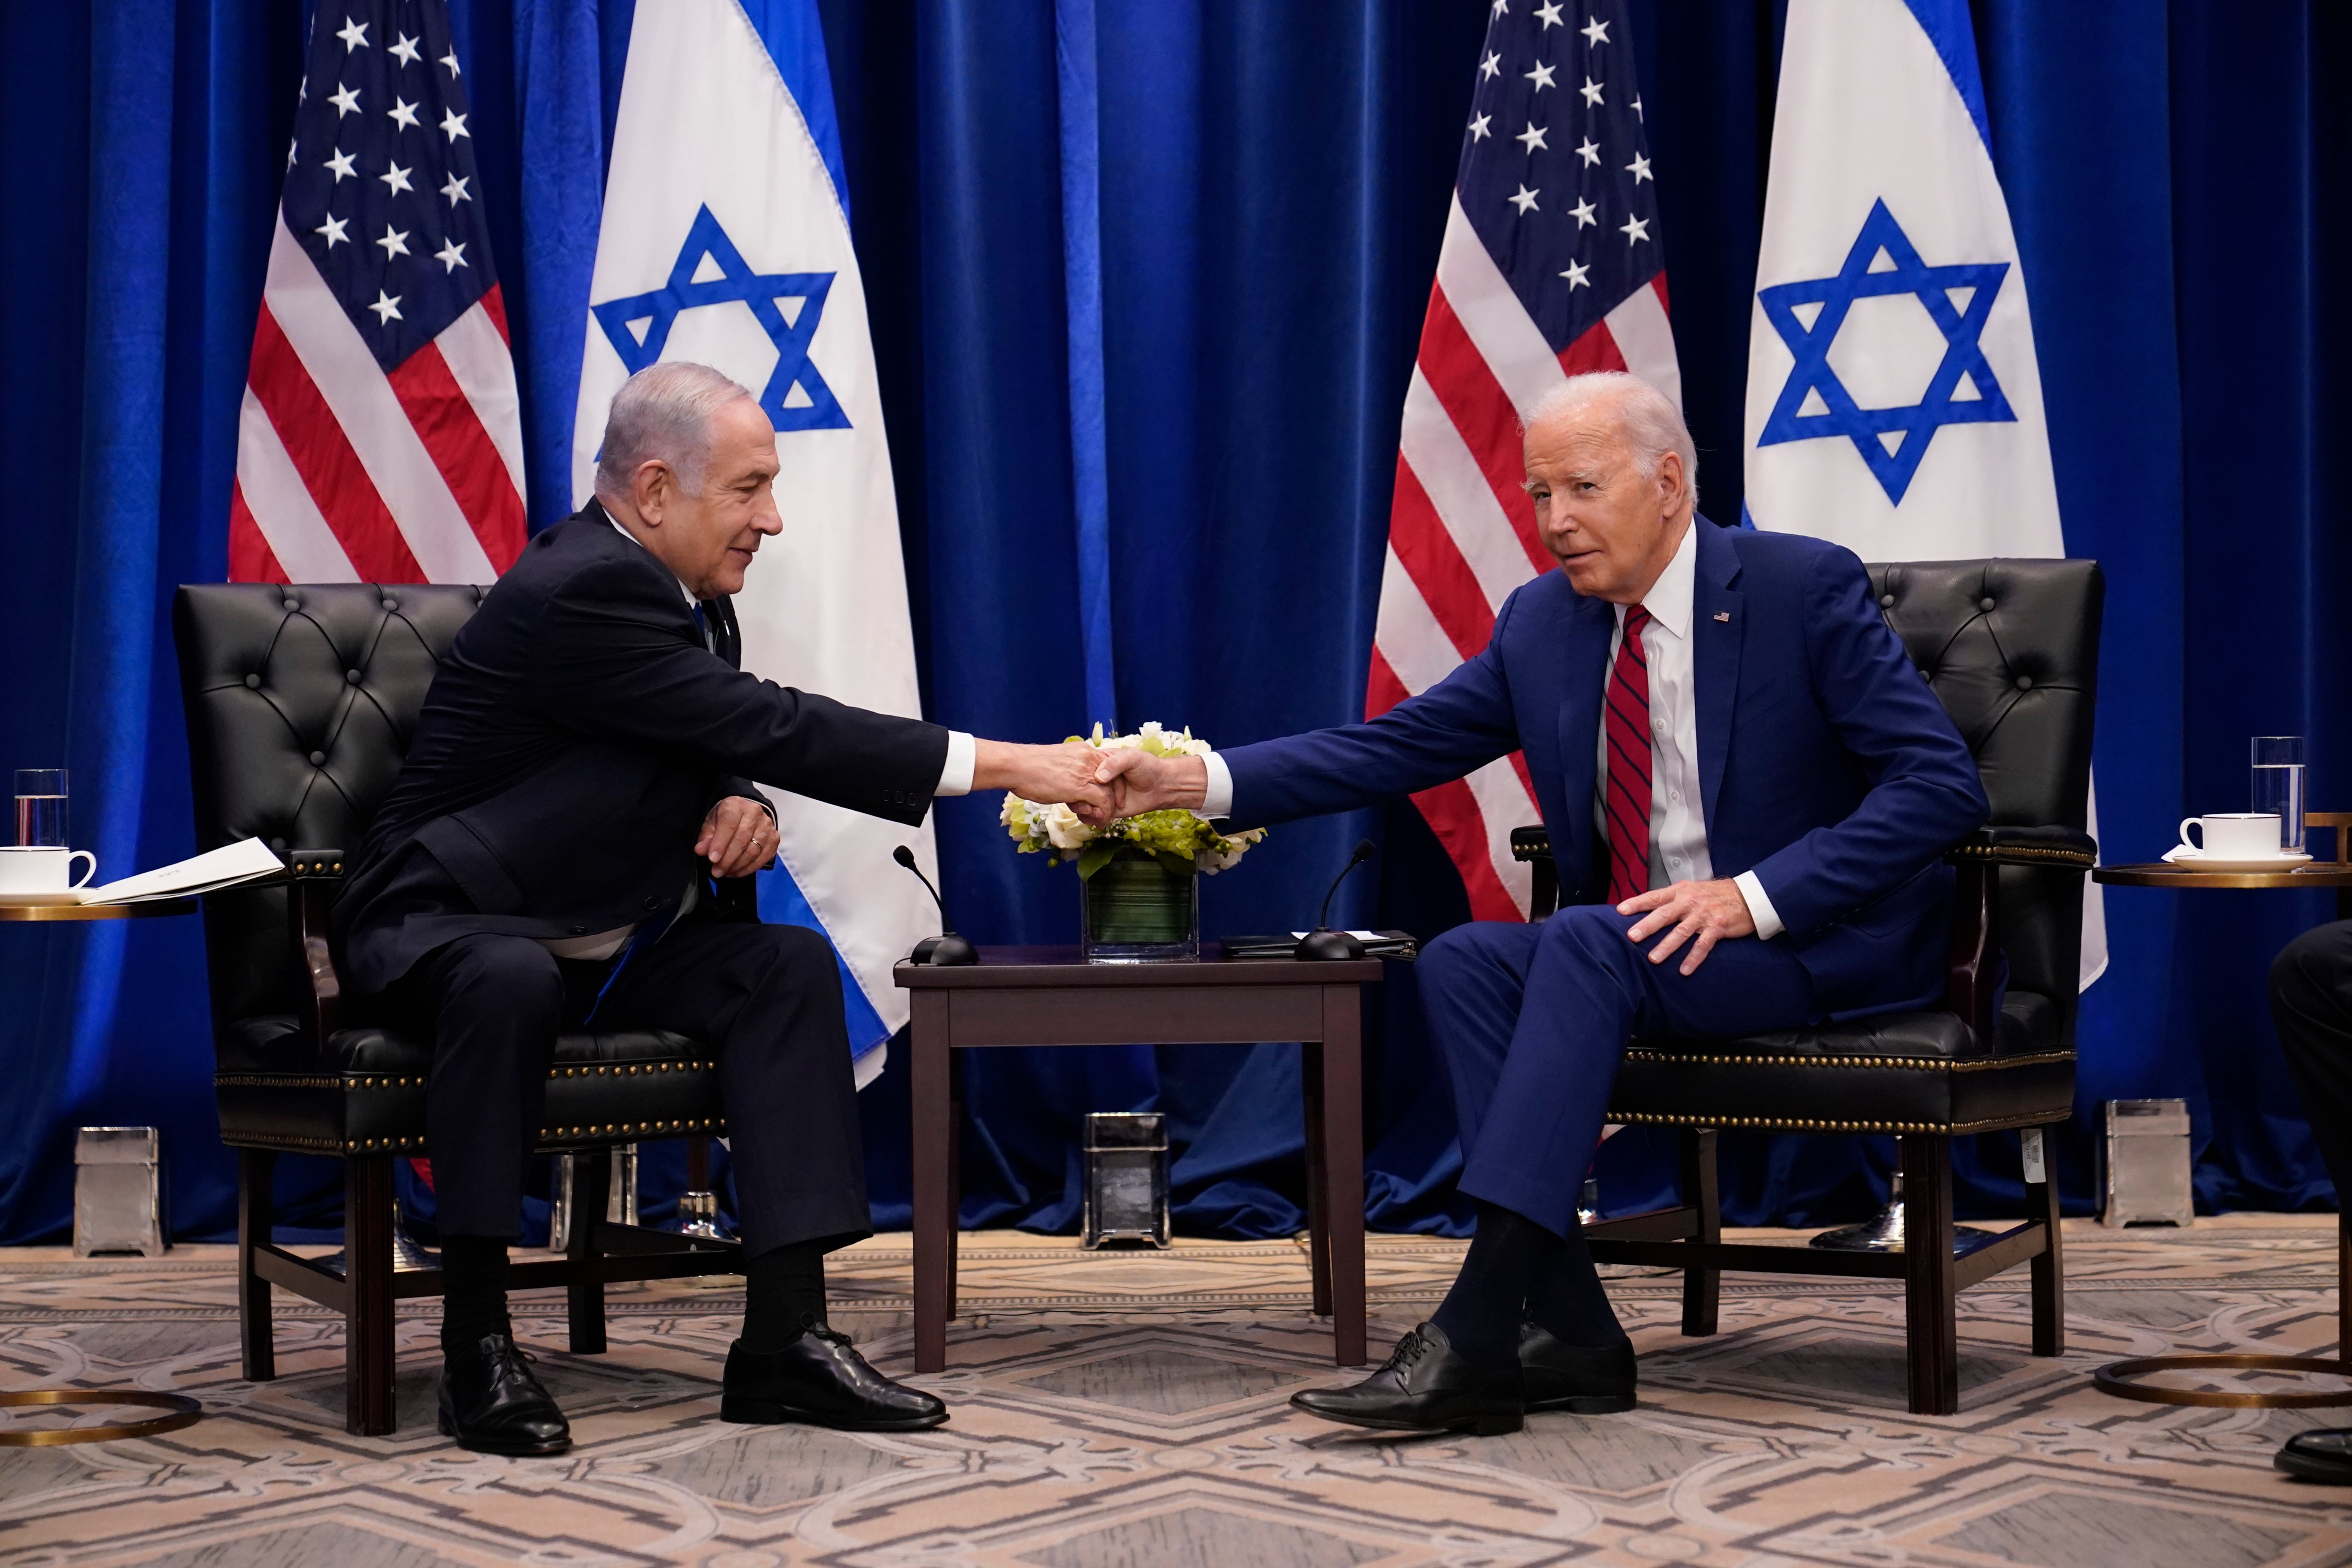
[389, 901, 871, 1257]
[2270, 920, 2352, 1196]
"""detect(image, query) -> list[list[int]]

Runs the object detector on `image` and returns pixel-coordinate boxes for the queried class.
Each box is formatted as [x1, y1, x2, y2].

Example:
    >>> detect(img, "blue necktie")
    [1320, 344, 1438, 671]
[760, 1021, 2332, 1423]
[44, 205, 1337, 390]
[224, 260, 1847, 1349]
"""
[691, 602, 712, 651]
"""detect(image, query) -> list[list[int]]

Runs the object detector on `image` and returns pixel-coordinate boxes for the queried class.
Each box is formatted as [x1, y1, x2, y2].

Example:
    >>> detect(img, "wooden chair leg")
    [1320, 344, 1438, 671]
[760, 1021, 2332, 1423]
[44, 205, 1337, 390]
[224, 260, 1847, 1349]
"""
[1302, 1040, 1334, 1318]
[238, 1149, 277, 1382]
[910, 994, 952, 1372]
[568, 1148, 610, 1355]
[1901, 1133, 1960, 1415]
[2027, 1129, 2065, 1357]
[1679, 1128, 1720, 1336]
[343, 1155, 398, 1436]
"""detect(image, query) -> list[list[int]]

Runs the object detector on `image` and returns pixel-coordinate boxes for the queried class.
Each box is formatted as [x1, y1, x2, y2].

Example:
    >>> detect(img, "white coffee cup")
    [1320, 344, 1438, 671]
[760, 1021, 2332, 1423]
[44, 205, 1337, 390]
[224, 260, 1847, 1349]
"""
[0, 846, 98, 895]
[2178, 813, 2283, 860]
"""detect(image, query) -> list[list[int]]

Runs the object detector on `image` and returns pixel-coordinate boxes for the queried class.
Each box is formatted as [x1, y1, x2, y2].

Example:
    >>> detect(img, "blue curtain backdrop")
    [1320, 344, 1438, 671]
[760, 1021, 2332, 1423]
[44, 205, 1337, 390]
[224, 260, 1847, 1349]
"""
[1, 0, 2344, 1244]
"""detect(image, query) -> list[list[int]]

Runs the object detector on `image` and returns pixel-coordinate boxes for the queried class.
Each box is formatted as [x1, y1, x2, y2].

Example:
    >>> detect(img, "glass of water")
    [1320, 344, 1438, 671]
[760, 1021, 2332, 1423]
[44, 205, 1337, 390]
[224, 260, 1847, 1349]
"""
[2252, 736, 2306, 853]
[13, 769, 67, 848]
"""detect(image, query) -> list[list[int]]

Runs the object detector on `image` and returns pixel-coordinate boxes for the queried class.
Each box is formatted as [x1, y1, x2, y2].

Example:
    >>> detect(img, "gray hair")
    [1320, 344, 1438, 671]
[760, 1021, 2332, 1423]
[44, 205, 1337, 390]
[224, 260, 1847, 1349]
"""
[1523, 371, 1699, 507]
[594, 361, 758, 498]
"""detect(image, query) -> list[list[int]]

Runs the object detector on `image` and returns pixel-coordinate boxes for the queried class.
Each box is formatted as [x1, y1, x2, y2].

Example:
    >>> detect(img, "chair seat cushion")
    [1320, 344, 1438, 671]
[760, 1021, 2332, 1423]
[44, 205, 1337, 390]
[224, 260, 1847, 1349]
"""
[213, 1015, 726, 1156]
[1607, 991, 2072, 1135]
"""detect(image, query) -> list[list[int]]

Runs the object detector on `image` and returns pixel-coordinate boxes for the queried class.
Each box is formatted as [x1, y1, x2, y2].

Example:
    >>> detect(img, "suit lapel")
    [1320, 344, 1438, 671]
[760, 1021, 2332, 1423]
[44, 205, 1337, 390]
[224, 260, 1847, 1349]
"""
[1692, 521, 1744, 833]
[711, 598, 742, 668]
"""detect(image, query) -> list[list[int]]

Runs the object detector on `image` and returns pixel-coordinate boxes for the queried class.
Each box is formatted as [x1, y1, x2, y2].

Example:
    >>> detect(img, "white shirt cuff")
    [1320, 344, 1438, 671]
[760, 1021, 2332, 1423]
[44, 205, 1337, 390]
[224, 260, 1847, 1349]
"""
[1200, 752, 1234, 819]
[1733, 870, 1785, 942]
[935, 731, 977, 797]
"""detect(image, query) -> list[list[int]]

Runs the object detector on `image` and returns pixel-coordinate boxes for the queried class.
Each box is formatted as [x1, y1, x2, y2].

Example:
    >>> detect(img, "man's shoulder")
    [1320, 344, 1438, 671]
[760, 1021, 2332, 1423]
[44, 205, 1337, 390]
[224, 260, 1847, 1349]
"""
[1714, 519, 1864, 587]
[488, 508, 674, 611]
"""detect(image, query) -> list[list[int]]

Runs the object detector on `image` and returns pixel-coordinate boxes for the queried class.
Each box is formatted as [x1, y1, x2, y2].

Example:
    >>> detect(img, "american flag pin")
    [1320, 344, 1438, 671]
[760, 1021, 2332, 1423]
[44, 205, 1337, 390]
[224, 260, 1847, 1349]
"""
[1713, 611, 1731, 622]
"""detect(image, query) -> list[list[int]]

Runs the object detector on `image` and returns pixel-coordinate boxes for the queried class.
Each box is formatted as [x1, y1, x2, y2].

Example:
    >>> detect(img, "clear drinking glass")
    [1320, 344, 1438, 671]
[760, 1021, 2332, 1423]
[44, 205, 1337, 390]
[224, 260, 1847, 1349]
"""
[13, 769, 66, 848]
[2251, 736, 2306, 853]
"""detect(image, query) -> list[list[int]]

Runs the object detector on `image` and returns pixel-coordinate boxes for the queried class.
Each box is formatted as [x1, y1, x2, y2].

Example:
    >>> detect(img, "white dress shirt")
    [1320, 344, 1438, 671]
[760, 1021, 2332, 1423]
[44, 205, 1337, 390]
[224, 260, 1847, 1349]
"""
[1201, 521, 1782, 939]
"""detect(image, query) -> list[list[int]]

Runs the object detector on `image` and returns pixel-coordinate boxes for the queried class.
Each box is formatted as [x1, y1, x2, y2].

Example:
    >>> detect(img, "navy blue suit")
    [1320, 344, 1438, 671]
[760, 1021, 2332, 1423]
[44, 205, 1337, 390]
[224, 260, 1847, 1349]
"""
[1223, 519, 1988, 1232]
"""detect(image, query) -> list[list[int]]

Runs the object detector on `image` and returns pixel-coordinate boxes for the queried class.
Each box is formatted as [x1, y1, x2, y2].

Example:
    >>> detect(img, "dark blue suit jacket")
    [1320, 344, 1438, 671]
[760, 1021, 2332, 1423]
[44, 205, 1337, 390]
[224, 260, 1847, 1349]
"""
[1224, 519, 1990, 1015]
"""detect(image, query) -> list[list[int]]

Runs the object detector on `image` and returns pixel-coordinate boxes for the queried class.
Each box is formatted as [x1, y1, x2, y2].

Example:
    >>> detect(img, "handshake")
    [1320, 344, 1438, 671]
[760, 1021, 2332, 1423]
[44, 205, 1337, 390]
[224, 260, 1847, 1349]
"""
[975, 739, 1208, 824]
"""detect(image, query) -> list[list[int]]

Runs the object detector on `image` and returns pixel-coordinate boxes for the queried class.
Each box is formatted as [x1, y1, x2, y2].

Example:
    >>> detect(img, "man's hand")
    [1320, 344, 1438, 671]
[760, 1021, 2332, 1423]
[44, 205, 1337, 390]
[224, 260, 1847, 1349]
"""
[1618, 877, 1756, 976]
[1091, 747, 1207, 818]
[697, 796, 777, 878]
[975, 740, 1115, 818]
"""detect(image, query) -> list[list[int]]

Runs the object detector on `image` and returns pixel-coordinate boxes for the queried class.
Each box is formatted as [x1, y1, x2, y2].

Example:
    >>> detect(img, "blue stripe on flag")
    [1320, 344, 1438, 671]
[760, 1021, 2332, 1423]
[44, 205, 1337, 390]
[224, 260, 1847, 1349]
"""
[1896, 0, 1994, 154]
[758, 858, 892, 1063]
[733, 0, 853, 222]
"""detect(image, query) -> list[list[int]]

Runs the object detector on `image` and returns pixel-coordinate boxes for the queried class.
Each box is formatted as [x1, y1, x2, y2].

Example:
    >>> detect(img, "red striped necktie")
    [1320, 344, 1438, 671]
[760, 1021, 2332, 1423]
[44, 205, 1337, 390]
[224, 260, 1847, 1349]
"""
[1604, 603, 1654, 907]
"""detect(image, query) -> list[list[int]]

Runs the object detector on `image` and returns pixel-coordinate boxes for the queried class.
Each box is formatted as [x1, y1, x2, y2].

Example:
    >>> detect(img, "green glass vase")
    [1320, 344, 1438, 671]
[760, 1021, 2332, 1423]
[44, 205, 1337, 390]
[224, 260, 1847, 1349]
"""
[1080, 847, 1201, 964]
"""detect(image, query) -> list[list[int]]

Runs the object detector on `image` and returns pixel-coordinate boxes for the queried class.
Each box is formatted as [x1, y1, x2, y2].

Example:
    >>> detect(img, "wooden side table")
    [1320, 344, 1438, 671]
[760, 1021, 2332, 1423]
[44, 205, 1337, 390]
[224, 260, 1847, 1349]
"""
[0, 896, 204, 1446]
[895, 945, 1383, 1372]
[2089, 849, 2352, 1408]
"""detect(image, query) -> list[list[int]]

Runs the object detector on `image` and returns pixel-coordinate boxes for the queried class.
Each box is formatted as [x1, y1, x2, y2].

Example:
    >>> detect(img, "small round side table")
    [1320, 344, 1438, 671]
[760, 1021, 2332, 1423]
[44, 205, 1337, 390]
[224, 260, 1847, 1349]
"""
[2089, 842, 2352, 1409]
[0, 895, 203, 1446]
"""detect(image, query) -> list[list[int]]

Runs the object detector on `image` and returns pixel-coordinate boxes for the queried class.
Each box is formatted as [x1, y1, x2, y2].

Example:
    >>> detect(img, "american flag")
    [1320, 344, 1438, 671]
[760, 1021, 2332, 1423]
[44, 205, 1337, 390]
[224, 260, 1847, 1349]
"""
[1370, 0, 1680, 921]
[229, 0, 525, 585]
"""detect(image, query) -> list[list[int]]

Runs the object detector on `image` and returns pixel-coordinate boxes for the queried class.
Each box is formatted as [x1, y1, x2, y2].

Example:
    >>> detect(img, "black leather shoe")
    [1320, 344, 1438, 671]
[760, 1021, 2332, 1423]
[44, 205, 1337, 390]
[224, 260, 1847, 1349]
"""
[437, 1334, 572, 1456]
[2278, 1428, 2352, 1483]
[1289, 1321, 1523, 1436]
[720, 1325, 949, 1431]
[1520, 1323, 1637, 1414]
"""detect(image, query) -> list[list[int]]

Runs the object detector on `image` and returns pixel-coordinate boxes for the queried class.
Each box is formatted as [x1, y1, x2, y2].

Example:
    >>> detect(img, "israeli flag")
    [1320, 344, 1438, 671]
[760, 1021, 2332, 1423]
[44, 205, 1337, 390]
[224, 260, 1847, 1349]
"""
[571, 0, 931, 1082]
[1742, 0, 2104, 987]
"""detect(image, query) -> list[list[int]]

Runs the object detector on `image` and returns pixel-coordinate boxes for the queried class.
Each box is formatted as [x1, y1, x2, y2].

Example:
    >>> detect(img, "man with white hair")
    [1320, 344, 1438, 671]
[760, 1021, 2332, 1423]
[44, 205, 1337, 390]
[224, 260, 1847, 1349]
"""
[338, 361, 1113, 1455]
[1098, 371, 1988, 1434]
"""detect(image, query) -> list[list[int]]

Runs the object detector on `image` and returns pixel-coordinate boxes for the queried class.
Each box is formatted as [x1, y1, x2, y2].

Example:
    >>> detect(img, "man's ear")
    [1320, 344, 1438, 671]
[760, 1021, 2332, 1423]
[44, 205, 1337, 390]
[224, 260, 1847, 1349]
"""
[632, 459, 673, 528]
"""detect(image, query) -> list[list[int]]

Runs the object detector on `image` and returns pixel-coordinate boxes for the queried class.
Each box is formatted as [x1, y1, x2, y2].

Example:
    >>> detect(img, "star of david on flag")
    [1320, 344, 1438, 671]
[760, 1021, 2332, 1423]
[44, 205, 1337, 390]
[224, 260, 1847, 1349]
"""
[591, 206, 849, 432]
[1755, 198, 2015, 505]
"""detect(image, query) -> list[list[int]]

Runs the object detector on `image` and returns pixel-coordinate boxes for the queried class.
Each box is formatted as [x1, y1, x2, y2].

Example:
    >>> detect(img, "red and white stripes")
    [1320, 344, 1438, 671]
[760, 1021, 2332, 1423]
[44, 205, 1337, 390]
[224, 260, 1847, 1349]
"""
[1370, 196, 1681, 920]
[230, 217, 525, 586]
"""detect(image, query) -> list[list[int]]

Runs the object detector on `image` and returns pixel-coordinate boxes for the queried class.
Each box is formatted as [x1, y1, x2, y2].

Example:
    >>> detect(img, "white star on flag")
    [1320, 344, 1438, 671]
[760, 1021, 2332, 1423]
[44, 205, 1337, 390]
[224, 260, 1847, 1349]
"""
[388, 97, 421, 131]
[440, 109, 469, 142]
[1582, 16, 1610, 45]
[1468, 112, 1493, 141]
[380, 160, 414, 195]
[315, 214, 349, 247]
[1481, 51, 1502, 80]
[1620, 213, 1649, 243]
[1576, 136, 1600, 165]
[329, 83, 360, 117]
[1626, 151, 1651, 183]
[1560, 258, 1591, 289]
[1580, 76, 1604, 107]
[325, 147, 356, 181]
[389, 32, 421, 66]
[1570, 196, 1597, 227]
[1536, 2, 1565, 27]
[1516, 122, 1548, 152]
[336, 16, 368, 51]
[376, 224, 410, 259]
[434, 238, 468, 272]
[1526, 61, 1558, 91]
[439, 49, 460, 77]
[366, 290, 402, 324]
[441, 172, 471, 204]
[1510, 184, 1541, 215]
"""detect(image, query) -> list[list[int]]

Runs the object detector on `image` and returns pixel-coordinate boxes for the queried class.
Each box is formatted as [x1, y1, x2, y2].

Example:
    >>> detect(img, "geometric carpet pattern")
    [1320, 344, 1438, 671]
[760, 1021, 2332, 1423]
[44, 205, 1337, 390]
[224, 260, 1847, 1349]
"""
[7, 1218, 2352, 1566]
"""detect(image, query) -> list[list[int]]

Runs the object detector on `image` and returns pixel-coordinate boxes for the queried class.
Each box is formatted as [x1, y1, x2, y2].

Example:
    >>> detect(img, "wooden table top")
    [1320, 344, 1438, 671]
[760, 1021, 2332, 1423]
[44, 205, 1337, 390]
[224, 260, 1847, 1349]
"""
[2095, 862, 2352, 890]
[895, 944, 1384, 988]
[0, 897, 199, 922]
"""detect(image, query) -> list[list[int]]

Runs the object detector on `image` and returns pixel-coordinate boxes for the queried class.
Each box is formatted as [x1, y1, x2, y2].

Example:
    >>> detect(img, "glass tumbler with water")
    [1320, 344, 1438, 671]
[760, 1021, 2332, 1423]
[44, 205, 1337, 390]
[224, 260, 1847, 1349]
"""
[13, 769, 67, 848]
[2251, 737, 2305, 853]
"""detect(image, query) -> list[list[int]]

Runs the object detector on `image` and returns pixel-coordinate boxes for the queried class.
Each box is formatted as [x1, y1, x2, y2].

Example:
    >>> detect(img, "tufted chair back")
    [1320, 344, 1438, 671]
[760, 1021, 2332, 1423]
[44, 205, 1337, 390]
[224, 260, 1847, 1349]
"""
[173, 584, 487, 1029]
[1867, 559, 2103, 1037]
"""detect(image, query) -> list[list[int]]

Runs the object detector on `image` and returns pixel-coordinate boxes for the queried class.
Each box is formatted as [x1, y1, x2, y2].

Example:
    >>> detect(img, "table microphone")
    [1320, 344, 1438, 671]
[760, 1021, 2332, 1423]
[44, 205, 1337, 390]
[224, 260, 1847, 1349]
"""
[1296, 838, 1376, 962]
[894, 845, 978, 965]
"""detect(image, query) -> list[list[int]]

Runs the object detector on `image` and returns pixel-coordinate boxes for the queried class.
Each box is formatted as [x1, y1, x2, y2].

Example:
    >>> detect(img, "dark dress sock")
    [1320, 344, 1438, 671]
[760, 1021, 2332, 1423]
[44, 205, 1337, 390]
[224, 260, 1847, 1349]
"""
[440, 1235, 514, 1353]
[742, 1240, 830, 1351]
[1431, 1200, 1564, 1365]
[1526, 1214, 1628, 1347]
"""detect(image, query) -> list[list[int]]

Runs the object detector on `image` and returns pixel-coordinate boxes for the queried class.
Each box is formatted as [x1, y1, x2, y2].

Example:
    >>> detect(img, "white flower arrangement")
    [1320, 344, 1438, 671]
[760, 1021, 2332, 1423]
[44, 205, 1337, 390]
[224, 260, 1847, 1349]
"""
[1002, 722, 1267, 880]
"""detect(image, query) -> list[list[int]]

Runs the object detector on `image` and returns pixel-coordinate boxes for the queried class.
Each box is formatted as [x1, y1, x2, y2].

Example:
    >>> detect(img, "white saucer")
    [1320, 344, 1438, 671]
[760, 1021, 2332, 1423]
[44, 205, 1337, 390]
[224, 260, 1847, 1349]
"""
[2161, 848, 2313, 873]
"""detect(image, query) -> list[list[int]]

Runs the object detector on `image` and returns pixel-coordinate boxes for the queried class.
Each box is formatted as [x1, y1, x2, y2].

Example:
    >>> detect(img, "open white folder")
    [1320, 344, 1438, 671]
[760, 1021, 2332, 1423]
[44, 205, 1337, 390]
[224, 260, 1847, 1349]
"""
[73, 838, 285, 904]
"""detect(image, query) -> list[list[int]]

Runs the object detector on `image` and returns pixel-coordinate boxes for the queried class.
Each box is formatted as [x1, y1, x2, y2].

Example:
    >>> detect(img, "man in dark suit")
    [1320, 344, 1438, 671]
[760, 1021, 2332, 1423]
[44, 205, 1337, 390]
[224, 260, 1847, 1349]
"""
[2267, 922, 2352, 1483]
[1097, 372, 1988, 1435]
[338, 361, 1111, 1455]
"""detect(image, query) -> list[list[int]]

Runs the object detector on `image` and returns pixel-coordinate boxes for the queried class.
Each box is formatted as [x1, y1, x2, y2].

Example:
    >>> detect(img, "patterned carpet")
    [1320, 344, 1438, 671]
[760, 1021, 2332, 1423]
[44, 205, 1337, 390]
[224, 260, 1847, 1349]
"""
[7, 1219, 2352, 1566]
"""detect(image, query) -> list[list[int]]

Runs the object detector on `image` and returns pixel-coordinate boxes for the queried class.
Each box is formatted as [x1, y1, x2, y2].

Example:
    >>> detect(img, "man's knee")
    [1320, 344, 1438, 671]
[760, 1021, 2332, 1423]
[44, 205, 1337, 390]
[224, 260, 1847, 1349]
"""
[435, 936, 563, 1016]
[2274, 922, 2352, 1023]
[750, 923, 841, 996]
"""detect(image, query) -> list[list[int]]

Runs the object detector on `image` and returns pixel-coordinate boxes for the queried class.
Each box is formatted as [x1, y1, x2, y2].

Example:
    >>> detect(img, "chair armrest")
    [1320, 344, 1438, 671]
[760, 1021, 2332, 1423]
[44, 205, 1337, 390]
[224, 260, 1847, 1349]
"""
[714, 875, 760, 916]
[289, 849, 346, 1051]
[1510, 827, 1560, 919]
[1944, 825, 2097, 870]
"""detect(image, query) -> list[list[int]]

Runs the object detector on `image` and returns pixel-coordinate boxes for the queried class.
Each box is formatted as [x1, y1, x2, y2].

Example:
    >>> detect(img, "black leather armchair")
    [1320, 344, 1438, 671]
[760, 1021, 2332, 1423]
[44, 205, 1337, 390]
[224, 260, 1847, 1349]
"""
[1512, 558, 2101, 1415]
[174, 584, 745, 1435]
